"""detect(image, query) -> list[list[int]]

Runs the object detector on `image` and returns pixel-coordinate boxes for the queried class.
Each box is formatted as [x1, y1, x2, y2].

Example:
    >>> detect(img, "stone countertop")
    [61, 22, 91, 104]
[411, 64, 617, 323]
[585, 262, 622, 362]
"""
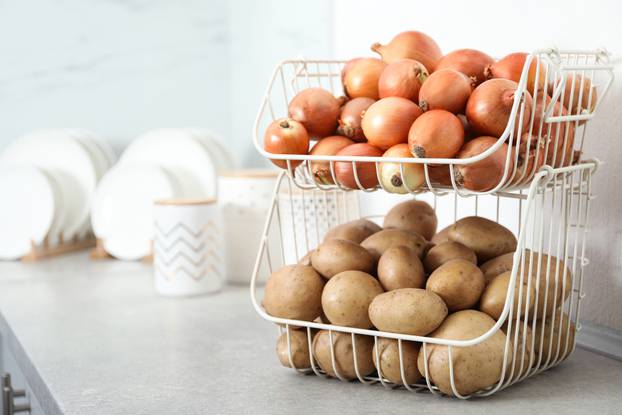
[0, 253, 621, 415]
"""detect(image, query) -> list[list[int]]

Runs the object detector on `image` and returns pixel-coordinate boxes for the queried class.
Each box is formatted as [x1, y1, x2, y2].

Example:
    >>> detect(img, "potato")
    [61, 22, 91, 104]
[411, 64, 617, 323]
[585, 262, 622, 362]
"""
[423, 241, 477, 273]
[448, 216, 517, 263]
[373, 338, 422, 385]
[298, 250, 314, 266]
[263, 265, 324, 321]
[426, 259, 485, 311]
[524, 253, 572, 318]
[431, 225, 451, 245]
[479, 271, 535, 320]
[276, 329, 311, 369]
[417, 310, 510, 396]
[312, 330, 375, 380]
[377, 246, 425, 291]
[532, 311, 575, 363]
[321, 270, 383, 328]
[361, 228, 427, 261]
[324, 218, 381, 244]
[311, 238, 374, 279]
[383, 200, 438, 240]
[501, 321, 533, 380]
[480, 252, 514, 284]
[369, 288, 447, 335]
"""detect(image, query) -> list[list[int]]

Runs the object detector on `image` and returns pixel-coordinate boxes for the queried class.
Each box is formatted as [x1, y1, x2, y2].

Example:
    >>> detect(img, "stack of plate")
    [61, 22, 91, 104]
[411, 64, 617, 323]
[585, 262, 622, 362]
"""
[91, 128, 232, 260]
[0, 129, 116, 260]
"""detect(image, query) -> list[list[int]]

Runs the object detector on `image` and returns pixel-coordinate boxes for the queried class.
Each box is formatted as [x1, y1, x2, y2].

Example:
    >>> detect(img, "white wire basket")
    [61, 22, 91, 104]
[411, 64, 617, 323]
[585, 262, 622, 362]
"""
[250, 160, 598, 398]
[252, 49, 613, 195]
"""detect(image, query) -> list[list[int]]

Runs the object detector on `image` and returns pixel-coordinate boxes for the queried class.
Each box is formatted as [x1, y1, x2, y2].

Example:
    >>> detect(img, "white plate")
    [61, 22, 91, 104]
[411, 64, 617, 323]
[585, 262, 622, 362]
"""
[184, 128, 234, 172]
[0, 166, 56, 260]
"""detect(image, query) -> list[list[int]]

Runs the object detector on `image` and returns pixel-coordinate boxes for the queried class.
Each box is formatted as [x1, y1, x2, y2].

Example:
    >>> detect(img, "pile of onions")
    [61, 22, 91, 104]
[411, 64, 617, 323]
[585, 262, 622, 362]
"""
[288, 88, 341, 139]
[408, 110, 464, 158]
[371, 31, 442, 71]
[533, 94, 575, 167]
[309, 136, 354, 184]
[455, 136, 512, 192]
[378, 143, 425, 193]
[342, 57, 386, 99]
[436, 49, 495, 85]
[361, 97, 423, 150]
[336, 97, 375, 142]
[485, 52, 547, 94]
[511, 133, 545, 185]
[334, 143, 383, 189]
[418, 69, 475, 114]
[263, 118, 310, 169]
[378, 59, 429, 101]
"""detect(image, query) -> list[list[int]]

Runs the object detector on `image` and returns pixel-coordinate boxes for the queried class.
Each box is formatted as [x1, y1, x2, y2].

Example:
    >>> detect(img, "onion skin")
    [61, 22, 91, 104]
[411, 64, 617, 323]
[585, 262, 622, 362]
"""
[427, 165, 453, 186]
[371, 30, 442, 72]
[378, 59, 429, 101]
[455, 136, 513, 192]
[466, 79, 533, 138]
[334, 143, 383, 189]
[511, 133, 545, 185]
[533, 94, 575, 167]
[361, 97, 423, 150]
[379, 143, 425, 194]
[288, 87, 341, 139]
[485, 52, 547, 94]
[309, 136, 355, 184]
[408, 110, 464, 159]
[263, 118, 310, 169]
[418, 69, 475, 114]
[436, 49, 494, 85]
[337, 97, 375, 142]
[341, 58, 362, 83]
[561, 73, 597, 123]
[343, 57, 386, 99]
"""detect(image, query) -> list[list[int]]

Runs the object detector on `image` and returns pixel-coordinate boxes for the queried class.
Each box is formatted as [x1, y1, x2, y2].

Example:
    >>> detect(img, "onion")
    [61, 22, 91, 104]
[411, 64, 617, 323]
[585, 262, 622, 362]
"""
[511, 133, 545, 185]
[418, 69, 475, 114]
[342, 57, 386, 99]
[288, 87, 341, 139]
[371, 30, 442, 71]
[436, 49, 494, 85]
[337, 97, 375, 142]
[361, 97, 423, 150]
[408, 110, 464, 158]
[533, 94, 575, 167]
[378, 143, 425, 194]
[334, 143, 383, 189]
[309, 136, 355, 184]
[466, 79, 533, 138]
[560, 73, 597, 122]
[485, 52, 547, 94]
[455, 136, 513, 192]
[457, 114, 475, 140]
[341, 58, 362, 83]
[427, 165, 452, 186]
[263, 118, 310, 169]
[378, 59, 429, 101]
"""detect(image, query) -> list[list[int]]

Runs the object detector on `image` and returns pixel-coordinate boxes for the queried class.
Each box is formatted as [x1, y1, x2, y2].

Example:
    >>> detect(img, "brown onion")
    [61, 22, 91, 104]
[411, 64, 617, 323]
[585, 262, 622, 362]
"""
[418, 69, 475, 114]
[408, 110, 464, 159]
[485, 52, 547, 94]
[343, 57, 386, 99]
[466, 79, 533, 138]
[361, 97, 423, 150]
[455, 136, 513, 192]
[378, 59, 428, 101]
[561, 73, 597, 121]
[427, 165, 452, 186]
[533, 94, 575, 167]
[378, 143, 425, 194]
[337, 97, 375, 141]
[371, 30, 442, 71]
[309, 136, 355, 184]
[334, 143, 383, 189]
[263, 118, 310, 169]
[341, 58, 362, 83]
[511, 133, 545, 185]
[288, 87, 341, 139]
[436, 49, 494, 85]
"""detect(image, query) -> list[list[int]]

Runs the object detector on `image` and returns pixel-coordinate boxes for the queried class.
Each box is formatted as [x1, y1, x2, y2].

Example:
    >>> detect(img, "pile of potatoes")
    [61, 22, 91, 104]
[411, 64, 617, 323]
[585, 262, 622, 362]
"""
[264, 199, 575, 396]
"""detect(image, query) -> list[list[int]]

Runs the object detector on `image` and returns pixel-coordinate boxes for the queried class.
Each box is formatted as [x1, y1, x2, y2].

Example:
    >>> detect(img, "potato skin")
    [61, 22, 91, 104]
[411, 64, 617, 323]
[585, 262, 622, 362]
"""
[423, 241, 477, 273]
[480, 252, 514, 284]
[431, 225, 452, 245]
[501, 321, 533, 380]
[263, 265, 324, 321]
[479, 271, 535, 320]
[373, 338, 422, 385]
[524, 253, 572, 318]
[383, 200, 438, 240]
[532, 311, 575, 363]
[312, 331, 375, 380]
[448, 216, 517, 263]
[426, 259, 485, 311]
[324, 219, 382, 244]
[311, 238, 375, 279]
[298, 250, 314, 266]
[377, 246, 425, 291]
[321, 270, 383, 328]
[276, 329, 311, 369]
[361, 228, 427, 261]
[369, 288, 447, 335]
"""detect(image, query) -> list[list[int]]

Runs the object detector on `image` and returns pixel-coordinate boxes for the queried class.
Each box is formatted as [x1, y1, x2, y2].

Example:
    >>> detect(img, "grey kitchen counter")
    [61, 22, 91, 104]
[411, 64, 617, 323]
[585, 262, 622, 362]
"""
[0, 253, 621, 415]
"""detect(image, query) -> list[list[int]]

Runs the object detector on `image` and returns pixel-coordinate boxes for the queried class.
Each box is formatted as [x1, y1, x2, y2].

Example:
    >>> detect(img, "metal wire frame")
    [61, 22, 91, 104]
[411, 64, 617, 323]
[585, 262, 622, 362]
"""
[252, 49, 613, 196]
[249, 160, 598, 398]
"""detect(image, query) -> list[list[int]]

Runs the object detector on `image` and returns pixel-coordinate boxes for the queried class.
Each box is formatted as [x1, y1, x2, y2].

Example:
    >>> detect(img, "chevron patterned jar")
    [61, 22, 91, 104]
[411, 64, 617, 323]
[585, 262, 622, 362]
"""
[153, 198, 223, 297]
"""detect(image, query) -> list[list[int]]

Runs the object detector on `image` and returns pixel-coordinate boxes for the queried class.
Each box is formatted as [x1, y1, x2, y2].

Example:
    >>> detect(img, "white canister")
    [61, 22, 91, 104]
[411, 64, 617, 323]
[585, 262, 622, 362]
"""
[153, 198, 223, 296]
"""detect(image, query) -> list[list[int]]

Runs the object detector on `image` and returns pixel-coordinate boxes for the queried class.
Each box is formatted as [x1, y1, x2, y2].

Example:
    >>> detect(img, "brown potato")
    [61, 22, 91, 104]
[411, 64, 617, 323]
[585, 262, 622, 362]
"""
[312, 330, 375, 380]
[361, 228, 427, 261]
[373, 338, 422, 385]
[531, 311, 575, 364]
[431, 225, 451, 245]
[501, 321, 533, 380]
[480, 252, 514, 284]
[321, 270, 383, 328]
[276, 329, 311, 369]
[298, 250, 314, 266]
[263, 265, 324, 321]
[425, 259, 485, 311]
[479, 271, 535, 320]
[311, 238, 375, 279]
[369, 288, 447, 335]
[377, 246, 425, 290]
[448, 216, 517, 263]
[324, 218, 382, 244]
[524, 253, 572, 318]
[383, 200, 438, 240]
[423, 241, 477, 273]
